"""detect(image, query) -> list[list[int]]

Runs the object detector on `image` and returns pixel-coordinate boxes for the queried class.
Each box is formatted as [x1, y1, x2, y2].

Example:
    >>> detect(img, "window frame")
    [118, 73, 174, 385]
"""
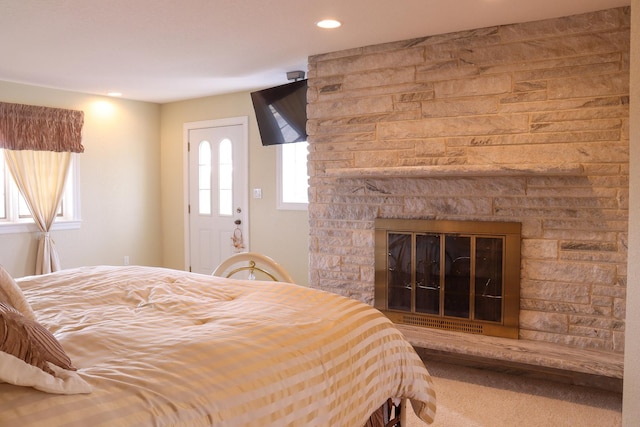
[0, 150, 81, 234]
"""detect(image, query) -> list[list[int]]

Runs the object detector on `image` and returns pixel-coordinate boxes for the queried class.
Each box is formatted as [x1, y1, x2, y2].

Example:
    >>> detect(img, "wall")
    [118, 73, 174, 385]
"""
[307, 8, 629, 353]
[0, 82, 310, 284]
[160, 91, 310, 285]
[623, 0, 639, 424]
[0, 81, 162, 277]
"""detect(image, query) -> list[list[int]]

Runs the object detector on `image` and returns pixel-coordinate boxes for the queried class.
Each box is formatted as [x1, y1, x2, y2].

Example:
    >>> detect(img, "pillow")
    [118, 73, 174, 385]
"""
[0, 302, 90, 394]
[0, 302, 75, 375]
[0, 351, 91, 395]
[0, 265, 36, 320]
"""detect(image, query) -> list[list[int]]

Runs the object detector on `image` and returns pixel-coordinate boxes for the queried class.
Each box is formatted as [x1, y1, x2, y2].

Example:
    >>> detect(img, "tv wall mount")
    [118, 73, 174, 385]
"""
[286, 70, 305, 81]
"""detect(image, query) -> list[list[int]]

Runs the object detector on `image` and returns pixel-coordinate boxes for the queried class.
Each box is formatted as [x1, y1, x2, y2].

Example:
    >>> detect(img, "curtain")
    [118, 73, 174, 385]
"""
[0, 102, 84, 153]
[4, 151, 71, 274]
[0, 102, 84, 274]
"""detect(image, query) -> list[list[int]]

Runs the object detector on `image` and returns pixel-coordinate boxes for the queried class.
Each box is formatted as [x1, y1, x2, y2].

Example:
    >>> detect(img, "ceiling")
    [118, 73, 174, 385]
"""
[0, 0, 630, 104]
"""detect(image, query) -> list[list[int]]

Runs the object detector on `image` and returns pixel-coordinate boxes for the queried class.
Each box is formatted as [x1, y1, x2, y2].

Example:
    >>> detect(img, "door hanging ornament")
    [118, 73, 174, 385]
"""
[231, 220, 245, 252]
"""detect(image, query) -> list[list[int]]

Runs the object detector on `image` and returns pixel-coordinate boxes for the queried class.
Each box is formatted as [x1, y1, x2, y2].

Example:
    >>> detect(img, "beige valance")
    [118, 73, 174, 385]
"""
[0, 102, 84, 153]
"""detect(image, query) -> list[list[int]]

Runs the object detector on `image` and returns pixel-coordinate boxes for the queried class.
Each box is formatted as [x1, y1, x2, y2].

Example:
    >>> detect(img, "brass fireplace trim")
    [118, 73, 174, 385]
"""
[374, 218, 521, 339]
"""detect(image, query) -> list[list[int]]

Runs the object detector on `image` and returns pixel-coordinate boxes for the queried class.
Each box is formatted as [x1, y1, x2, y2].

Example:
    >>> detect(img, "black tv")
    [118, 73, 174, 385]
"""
[251, 79, 307, 146]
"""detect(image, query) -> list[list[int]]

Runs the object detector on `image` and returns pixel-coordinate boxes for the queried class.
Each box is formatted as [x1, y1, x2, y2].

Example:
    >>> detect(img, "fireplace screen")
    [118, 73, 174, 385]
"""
[375, 219, 520, 338]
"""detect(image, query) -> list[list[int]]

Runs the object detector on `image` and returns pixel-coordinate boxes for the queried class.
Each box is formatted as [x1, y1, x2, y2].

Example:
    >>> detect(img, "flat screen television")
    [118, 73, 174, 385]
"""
[251, 79, 307, 146]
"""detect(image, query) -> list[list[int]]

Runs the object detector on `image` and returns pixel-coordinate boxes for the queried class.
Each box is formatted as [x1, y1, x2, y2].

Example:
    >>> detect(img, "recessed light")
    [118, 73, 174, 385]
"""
[107, 92, 122, 97]
[316, 19, 341, 29]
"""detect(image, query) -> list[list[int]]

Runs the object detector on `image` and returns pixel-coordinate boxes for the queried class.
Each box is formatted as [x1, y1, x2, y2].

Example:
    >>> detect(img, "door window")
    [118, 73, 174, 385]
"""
[218, 139, 233, 216]
[198, 140, 212, 215]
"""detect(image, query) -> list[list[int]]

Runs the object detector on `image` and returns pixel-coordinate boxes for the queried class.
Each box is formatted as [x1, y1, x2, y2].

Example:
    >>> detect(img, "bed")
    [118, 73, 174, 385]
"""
[0, 264, 436, 426]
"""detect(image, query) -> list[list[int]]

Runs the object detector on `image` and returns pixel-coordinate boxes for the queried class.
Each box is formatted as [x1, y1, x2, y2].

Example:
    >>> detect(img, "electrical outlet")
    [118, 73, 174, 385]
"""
[253, 188, 262, 199]
[124, 256, 130, 266]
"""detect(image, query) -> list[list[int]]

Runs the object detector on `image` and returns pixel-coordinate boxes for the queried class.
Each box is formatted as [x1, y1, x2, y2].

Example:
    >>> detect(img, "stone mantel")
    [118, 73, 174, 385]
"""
[323, 163, 585, 179]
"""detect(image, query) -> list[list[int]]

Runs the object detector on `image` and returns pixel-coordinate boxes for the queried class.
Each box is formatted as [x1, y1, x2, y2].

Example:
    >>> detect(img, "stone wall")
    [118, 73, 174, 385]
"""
[306, 7, 630, 353]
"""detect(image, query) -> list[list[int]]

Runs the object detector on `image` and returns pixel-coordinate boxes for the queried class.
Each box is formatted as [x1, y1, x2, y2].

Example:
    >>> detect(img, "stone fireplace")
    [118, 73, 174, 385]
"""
[305, 5, 629, 374]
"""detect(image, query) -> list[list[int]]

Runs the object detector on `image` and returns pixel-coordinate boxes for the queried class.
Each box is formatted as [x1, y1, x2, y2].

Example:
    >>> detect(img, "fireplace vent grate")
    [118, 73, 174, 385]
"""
[402, 314, 483, 334]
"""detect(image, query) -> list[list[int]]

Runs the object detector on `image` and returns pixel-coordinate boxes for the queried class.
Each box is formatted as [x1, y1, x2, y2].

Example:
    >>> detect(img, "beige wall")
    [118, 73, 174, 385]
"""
[159, 91, 310, 285]
[0, 81, 162, 277]
[623, 1, 639, 424]
[0, 82, 310, 283]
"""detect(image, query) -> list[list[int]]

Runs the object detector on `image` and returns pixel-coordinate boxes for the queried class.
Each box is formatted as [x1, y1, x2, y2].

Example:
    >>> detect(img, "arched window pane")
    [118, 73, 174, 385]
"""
[198, 141, 212, 215]
[218, 139, 233, 216]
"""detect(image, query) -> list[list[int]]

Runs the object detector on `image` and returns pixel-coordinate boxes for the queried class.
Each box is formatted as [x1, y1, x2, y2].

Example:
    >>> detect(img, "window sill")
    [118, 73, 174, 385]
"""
[0, 220, 81, 235]
[277, 202, 308, 211]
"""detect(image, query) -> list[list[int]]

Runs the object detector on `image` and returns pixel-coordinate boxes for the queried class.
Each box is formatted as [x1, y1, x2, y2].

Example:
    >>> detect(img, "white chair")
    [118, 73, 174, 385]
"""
[212, 252, 295, 284]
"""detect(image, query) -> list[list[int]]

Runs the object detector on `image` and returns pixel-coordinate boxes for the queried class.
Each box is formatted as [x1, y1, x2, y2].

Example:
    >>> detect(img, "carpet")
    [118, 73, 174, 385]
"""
[405, 360, 622, 426]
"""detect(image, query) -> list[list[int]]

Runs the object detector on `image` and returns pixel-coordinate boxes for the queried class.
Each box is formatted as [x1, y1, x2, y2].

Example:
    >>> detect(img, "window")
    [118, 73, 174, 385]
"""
[198, 140, 212, 215]
[277, 141, 308, 210]
[0, 150, 80, 233]
[198, 138, 234, 216]
[218, 139, 233, 216]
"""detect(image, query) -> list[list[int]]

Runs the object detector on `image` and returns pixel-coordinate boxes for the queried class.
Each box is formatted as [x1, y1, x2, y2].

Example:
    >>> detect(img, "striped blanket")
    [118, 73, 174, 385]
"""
[0, 265, 436, 426]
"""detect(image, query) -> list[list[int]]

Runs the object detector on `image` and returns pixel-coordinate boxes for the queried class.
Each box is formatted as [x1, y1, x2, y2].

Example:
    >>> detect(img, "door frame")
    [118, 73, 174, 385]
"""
[183, 116, 249, 270]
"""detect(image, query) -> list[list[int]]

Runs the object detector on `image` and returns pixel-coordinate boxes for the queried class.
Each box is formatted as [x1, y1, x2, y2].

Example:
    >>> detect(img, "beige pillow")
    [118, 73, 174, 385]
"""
[0, 265, 36, 320]
[0, 302, 75, 375]
[0, 351, 91, 394]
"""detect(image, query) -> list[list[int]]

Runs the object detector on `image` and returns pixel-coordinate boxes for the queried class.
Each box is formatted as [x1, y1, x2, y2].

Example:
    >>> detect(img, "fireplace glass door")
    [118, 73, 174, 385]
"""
[474, 237, 503, 322]
[387, 232, 503, 322]
[374, 218, 522, 338]
[415, 234, 440, 315]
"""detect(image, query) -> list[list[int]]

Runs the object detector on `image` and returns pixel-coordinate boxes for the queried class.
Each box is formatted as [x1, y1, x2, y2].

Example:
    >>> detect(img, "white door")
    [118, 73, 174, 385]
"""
[185, 118, 248, 274]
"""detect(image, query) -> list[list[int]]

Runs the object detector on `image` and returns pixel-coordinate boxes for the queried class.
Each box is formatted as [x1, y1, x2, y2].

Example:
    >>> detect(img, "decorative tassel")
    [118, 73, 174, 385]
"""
[231, 226, 245, 252]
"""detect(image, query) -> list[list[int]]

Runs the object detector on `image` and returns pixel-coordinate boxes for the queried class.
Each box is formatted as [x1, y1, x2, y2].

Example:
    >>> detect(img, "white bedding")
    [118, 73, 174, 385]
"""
[0, 265, 436, 426]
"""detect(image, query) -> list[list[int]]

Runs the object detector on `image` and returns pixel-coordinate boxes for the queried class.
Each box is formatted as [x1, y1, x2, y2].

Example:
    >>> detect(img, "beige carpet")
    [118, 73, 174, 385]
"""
[405, 360, 622, 427]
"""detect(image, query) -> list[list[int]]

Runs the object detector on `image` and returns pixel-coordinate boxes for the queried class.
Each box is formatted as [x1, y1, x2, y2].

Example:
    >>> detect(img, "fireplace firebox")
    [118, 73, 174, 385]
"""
[374, 219, 521, 339]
